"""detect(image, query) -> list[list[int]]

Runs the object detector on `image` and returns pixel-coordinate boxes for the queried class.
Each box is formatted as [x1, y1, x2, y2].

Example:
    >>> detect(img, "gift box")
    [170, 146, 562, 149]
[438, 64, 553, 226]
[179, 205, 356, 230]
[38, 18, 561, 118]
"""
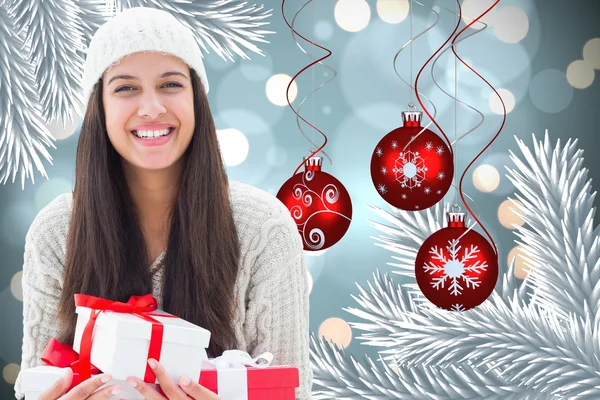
[198, 350, 299, 400]
[72, 294, 210, 384]
[19, 337, 159, 400]
[19, 366, 157, 400]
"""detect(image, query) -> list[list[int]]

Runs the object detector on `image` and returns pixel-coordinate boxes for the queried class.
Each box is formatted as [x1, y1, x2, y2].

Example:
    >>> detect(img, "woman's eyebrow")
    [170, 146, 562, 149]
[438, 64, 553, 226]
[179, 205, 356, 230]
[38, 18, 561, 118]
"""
[107, 71, 188, 85]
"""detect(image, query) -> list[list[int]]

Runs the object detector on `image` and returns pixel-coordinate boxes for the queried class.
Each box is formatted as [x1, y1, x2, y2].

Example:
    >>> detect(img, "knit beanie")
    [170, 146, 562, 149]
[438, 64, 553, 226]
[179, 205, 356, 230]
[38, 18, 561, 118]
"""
[81, 6, 209, 107]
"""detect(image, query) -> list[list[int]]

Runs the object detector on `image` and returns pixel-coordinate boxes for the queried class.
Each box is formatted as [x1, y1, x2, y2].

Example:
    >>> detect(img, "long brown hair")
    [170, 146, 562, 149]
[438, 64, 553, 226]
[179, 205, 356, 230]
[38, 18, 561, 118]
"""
[57, 67, 240, 357]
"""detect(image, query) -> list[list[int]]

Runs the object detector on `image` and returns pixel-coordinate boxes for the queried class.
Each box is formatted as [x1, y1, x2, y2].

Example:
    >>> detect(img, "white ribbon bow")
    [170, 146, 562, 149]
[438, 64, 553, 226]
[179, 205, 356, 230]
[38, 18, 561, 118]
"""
[207, 350, 274, 400]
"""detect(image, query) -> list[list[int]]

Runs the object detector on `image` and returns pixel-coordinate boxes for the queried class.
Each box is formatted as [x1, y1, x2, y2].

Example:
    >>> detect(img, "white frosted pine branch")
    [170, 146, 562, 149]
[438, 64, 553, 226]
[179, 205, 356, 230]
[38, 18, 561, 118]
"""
[309, 333, 549, 399]
[6, 0, 86, 124]
[343, 270, 425, 348]
[110, 0, 274, 61]
[505, 131, 600, 322]
[0, 2, 56, 188]
[497, 258, 530, 302]
[366, 202, 447, 285]
[385, 293, 600, 399]
[345, 266, 529, 350]
[76, 0, 112, 57]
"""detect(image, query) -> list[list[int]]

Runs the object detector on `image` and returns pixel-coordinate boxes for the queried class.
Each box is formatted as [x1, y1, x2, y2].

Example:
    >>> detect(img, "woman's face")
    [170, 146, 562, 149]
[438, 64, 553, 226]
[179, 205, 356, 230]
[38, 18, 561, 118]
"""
[102, 52, 195, 172]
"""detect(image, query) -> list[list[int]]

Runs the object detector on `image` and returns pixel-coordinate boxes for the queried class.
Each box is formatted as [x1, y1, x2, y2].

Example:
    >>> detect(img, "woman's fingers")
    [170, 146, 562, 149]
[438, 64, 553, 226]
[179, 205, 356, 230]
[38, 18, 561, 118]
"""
[146, 358, 188, 399]
[178, 376, 221, 399]
[126, 376, 166, 400]
[38, 368, 73, 400]
[126, 358, 191, 400]
[61, 374, 121, 400]
[126, 358, 222, 400]
[85, 383, 124, 400]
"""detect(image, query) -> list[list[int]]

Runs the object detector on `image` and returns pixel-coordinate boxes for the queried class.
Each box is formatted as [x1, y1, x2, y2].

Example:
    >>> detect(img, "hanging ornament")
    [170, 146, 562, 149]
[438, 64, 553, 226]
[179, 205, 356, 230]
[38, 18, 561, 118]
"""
[370, 110, 454, 211]
[414, 209, 498, 311]
[277, 155, 352, 251]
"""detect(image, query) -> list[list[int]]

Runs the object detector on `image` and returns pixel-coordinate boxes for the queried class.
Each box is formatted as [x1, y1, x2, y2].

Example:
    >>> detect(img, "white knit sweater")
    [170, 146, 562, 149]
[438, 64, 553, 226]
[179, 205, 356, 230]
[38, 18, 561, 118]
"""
[14, 180, 312, 399]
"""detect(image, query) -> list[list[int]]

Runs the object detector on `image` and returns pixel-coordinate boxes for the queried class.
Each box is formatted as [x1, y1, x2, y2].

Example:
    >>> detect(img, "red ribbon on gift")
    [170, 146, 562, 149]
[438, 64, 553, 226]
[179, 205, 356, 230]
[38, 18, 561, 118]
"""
[74, 293, 175, 383]
[41, 338, 101, 390]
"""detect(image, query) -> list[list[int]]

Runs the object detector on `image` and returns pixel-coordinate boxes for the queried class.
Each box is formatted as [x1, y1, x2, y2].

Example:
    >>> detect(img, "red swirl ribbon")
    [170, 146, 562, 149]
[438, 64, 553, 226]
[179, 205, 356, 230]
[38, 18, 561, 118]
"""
[41, 338, 100, 390]
[74, 293, 175, 383]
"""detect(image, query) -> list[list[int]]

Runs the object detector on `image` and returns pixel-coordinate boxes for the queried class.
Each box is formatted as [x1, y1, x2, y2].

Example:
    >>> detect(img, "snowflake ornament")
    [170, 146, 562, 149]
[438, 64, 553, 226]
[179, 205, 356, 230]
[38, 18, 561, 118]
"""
[369, 110, 454, 211]
[394, 150, 427, 189]
[424, 239, 488, 296]
[415, 212, 498, 311]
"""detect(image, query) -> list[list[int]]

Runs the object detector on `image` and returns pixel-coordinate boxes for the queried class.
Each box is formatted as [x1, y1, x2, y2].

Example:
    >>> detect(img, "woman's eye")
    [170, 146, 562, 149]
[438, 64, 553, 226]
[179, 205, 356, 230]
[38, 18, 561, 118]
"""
[115, 82, 182, 93]
[164, 82, 182, 88]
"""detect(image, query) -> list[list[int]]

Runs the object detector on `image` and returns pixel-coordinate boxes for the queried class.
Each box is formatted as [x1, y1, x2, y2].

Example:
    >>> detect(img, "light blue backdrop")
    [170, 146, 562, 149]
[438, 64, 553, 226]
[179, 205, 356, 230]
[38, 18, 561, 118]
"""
[1, 0, 599, 397]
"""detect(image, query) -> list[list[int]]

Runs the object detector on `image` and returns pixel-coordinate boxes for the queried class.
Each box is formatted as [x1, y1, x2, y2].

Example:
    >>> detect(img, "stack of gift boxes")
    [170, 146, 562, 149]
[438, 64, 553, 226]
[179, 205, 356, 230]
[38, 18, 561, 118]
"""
[19, 294, 298, 400]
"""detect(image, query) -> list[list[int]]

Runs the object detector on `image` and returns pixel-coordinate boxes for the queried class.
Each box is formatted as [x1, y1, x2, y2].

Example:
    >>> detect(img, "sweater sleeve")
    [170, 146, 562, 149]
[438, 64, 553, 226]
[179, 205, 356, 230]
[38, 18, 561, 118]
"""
[13, 200, 68, 399]
[242, 203, 312, 400]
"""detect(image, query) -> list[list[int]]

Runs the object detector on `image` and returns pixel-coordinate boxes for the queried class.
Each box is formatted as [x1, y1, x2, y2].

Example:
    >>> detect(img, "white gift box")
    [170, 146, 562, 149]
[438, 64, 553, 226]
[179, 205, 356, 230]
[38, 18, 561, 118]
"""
[19, 366, 157, 400]
[73, 306, 210, 383]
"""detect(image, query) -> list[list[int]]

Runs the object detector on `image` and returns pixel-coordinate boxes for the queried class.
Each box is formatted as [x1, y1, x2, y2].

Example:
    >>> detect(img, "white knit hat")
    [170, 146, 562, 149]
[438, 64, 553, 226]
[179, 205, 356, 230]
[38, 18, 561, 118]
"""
[81, 6, 209, 107]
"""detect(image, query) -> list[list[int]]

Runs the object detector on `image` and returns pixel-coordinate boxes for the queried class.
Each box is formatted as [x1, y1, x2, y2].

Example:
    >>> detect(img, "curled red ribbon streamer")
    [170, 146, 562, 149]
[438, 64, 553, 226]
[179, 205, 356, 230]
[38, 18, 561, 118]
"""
[41, 337, 101, 390]
[281, 0, 333, 177]
[452, 0, 504, 256]
[74, 293, 175, 383]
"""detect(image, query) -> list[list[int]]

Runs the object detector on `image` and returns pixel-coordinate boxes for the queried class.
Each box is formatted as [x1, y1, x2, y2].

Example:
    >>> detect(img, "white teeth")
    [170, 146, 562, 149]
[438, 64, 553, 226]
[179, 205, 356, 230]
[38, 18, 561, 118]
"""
[133, 128, 172, 138]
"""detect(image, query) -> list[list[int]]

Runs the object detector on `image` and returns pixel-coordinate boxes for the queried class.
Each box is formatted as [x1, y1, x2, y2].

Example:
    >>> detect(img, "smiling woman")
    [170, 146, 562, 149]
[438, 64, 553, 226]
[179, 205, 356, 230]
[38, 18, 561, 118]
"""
[14, 6, 311, 400]
[102, 53, 196, 175]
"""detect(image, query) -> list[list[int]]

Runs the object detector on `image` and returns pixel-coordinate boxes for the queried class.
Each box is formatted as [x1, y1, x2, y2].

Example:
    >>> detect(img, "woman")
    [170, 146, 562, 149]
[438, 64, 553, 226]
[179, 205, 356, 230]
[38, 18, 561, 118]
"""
[14, 6, 311, 400]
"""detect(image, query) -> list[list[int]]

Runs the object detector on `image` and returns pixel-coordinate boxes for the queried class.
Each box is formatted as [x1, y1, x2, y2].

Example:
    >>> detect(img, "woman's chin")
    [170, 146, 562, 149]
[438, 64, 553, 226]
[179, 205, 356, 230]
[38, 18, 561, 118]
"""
[126, 157, 176, 173]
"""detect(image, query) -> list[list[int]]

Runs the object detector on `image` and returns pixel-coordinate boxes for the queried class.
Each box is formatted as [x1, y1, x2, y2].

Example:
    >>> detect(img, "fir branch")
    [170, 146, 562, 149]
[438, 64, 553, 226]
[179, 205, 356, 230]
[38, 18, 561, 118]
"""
[6, 0, 86, 123]
[310, 333, 548, 399]
[76, 0, 111, 55]
[111, 0, 274, 61]
[343, 270, 424, 348]
[498, 258, 530, 302]
[341, 270, 535, 394]
[506, 131, 600, 322]
[345, 263, 528, 350]
[366, 202, 447, 282]
[0, 1, 56, 188]
[385, 293, 600, 399]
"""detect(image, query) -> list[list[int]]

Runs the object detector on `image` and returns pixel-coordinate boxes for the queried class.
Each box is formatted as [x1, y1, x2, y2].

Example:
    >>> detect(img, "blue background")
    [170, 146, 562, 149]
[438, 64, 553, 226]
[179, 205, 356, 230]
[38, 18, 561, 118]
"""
[1, 0, 599, 397]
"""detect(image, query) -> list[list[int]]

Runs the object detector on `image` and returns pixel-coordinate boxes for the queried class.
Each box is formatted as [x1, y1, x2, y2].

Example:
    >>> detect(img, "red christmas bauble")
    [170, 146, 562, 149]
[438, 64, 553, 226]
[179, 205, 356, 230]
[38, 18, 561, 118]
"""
[276, 156, 352, 251]
[415, 211, 498, 311]
[371, 111, 454, 210]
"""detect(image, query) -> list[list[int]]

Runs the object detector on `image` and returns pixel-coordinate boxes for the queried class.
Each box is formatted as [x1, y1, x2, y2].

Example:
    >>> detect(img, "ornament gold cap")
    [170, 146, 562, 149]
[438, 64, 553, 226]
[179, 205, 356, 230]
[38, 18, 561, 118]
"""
[402, 111, 422, 127]
[303, 155, 322, 172]
[447, 211, 466, 228]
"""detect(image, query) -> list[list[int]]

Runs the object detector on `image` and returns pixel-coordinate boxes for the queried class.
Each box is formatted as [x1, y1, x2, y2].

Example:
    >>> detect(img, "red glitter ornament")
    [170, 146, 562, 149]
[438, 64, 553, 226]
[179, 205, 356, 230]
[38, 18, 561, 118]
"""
[415, 211, 498, 311]
[370, 110, 454, 210]
[276, 156, 352, 251]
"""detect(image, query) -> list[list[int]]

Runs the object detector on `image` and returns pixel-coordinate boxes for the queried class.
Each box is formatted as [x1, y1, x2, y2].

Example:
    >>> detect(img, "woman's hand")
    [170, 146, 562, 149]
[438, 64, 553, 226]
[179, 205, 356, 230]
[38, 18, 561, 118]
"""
[126, 358, 221, 400]
[38, 370, 122, 400]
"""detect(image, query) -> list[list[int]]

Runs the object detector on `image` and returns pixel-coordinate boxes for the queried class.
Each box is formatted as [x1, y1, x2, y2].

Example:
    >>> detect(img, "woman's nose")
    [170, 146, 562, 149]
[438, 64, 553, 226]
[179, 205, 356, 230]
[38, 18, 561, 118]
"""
[137, 90, 166, 119]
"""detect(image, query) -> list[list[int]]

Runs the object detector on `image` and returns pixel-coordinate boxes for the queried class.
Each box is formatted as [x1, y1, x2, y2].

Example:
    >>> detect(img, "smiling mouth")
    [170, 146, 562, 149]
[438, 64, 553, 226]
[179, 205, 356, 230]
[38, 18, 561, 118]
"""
[130, 127, 175, 139]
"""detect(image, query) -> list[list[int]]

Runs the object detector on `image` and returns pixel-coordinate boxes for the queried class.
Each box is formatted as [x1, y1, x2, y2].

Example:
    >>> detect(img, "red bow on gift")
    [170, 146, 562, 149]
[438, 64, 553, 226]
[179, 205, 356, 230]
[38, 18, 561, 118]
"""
[41, 338, 101, 391]
[74, 293, 175, 383]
